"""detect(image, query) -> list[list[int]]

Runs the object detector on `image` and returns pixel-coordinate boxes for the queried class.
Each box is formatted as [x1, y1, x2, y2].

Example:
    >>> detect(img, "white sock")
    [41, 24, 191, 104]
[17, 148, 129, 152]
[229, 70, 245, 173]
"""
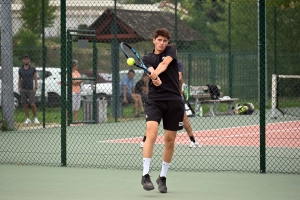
[160, 161, 170, 177]
[143, 158, 151, 176]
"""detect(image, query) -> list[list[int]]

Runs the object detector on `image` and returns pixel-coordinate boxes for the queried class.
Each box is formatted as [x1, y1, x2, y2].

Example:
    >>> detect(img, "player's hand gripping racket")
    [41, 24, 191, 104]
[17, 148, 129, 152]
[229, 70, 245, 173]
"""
[120, 42, 150, 74]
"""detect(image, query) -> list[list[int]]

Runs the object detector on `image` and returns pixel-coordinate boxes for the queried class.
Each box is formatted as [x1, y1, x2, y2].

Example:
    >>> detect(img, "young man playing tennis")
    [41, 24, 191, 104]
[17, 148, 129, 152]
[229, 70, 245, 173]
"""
[141, 28, 184, 193]
[139, 44, 201, 148]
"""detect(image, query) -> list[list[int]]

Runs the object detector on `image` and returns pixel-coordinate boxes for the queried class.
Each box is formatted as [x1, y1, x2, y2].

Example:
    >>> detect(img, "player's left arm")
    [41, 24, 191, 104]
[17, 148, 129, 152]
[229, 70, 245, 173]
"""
[33, 71, 38, 91]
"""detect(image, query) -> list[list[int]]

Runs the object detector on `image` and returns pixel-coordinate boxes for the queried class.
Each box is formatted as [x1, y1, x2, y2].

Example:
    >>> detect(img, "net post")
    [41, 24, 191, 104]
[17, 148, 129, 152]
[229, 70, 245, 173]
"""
[271, 74, 277, 119]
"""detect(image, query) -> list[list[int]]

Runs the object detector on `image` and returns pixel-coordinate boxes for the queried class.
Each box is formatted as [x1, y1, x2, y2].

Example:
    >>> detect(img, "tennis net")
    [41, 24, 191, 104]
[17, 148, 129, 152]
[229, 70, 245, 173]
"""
[271, 74, 300, 118]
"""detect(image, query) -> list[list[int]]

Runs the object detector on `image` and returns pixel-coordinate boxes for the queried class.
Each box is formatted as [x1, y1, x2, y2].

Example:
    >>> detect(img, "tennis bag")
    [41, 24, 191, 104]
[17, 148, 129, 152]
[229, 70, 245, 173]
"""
[235, 103, 255, 115]
[206, 84, 220, 100]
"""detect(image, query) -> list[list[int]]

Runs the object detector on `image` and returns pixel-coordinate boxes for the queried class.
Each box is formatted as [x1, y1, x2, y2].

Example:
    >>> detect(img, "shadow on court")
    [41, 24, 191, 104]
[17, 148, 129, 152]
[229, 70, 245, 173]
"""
[1, 164, 299, 200]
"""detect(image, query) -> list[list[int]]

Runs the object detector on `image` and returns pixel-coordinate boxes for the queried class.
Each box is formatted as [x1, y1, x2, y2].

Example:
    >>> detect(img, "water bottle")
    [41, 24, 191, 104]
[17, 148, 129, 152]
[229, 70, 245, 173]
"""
[199, 106, 203, 117]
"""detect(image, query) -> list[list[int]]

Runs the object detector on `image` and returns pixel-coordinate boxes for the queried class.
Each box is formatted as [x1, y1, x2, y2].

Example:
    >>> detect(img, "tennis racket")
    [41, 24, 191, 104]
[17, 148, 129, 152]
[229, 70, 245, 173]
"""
[182, 92, 195, 117]
[120, 42, 150, 74]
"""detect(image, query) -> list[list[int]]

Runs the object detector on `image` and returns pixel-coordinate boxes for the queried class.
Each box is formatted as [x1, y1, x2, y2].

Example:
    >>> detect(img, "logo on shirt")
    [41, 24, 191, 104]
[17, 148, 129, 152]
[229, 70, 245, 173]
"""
[178, 121, 183, 127]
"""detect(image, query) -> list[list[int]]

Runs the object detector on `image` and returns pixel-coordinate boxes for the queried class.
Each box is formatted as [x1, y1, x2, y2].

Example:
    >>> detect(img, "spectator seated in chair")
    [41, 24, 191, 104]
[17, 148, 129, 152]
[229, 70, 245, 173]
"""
[120, 69, 145, 118]
[135, 72, 149, 105]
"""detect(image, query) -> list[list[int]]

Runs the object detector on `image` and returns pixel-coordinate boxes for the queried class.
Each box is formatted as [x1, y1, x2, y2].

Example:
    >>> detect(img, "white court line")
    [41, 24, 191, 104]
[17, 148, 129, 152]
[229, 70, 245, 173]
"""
[98, 127, 299, 143]
[188, 120, 300, 134]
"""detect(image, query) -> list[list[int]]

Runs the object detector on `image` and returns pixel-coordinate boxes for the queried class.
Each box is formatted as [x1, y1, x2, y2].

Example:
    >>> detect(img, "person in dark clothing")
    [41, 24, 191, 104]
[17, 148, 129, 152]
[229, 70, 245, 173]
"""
[18, 54, 39, 124]
[134, 73, 149, 104]
[140, 28, 184, 194]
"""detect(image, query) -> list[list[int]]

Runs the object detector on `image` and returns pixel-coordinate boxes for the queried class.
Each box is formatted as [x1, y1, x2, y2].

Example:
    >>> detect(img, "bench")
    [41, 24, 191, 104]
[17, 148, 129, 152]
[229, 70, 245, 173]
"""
[190, 85, 239, 117]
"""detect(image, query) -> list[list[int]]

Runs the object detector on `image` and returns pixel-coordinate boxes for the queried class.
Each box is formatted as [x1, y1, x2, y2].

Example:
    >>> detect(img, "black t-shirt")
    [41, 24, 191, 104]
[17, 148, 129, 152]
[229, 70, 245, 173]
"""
[135, 79, 145, 95]
[178, 60, 183, 73]
[19, 65, 36, 90]
[142, 46, 181, 101]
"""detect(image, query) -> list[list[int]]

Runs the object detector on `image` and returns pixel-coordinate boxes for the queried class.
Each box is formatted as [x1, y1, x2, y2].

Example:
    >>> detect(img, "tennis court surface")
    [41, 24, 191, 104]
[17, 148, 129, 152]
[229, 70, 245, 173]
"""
[1, 164, 299, 200]
[102, 121, 299, 148]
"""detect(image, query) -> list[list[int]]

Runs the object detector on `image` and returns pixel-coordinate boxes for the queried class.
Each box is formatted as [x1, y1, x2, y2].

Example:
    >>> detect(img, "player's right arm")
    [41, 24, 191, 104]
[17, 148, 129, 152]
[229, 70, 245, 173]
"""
[18, 75, 21, 92]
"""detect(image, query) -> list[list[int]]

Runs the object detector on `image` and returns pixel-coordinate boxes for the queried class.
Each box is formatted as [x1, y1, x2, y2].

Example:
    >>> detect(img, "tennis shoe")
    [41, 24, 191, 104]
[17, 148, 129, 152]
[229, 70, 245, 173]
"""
[156, 176, 167, 193]
[139, 141, 144, 148]
[189, 141, 201, 148]
[24, 118, 31, 124]
[194, 141, 201, 147]
[141, 174, 154, 191]
[34, 117, 40, 124]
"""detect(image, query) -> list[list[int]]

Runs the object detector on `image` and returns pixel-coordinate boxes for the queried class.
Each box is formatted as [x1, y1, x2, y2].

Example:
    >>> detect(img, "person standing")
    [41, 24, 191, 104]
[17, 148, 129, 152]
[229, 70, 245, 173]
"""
[71, 59, 83, 123]
[141, 28, 184, 193]
[18, 54, 40, 124]
[120, 69, 144, 117]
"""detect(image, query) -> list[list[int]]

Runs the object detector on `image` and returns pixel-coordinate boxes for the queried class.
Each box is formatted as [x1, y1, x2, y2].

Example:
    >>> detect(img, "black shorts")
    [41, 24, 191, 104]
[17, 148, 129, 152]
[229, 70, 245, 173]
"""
[145, 100, 184, 131]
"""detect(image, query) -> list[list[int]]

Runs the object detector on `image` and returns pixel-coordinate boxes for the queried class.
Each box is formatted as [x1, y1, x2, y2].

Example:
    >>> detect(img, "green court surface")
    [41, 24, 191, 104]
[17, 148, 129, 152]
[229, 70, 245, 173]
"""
[1, 164, 299, 200]
[1, 110, 299, 173]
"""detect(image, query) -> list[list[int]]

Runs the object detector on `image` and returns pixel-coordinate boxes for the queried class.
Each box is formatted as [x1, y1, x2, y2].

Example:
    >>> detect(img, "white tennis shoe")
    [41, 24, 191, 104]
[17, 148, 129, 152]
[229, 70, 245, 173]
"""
[189, 141, 201, 148]
[139, 141, 144, 148]
[34, 117, 40, 124]
[24, 118, 31, 124]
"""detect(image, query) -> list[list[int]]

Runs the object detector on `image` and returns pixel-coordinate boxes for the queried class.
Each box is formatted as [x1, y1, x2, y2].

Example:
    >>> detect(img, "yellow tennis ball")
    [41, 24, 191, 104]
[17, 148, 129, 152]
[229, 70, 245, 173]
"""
[127, 58, 135, 66]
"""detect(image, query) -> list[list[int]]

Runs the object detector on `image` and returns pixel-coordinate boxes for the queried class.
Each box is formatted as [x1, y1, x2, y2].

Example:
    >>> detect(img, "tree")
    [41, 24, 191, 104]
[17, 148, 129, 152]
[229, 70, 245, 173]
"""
[20, 0, 56, 36]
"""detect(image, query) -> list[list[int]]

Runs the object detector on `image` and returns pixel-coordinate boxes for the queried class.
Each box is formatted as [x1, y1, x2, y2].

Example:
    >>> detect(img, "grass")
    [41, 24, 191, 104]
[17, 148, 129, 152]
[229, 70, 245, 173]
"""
[0, 97, 298, 128]
[0, 103, 140, 124]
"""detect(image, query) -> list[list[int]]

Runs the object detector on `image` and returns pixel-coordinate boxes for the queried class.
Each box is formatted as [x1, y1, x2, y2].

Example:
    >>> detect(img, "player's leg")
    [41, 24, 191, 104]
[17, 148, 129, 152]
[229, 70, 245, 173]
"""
[133, 94, 144, 116]
[72, 93, 81, 122]
[183, 112, 200, 147]
[21, 90, 31, 124]
[156, 130, 176, 194]
[141, 121, 159, 191]
[140, 131, 147, 148]
[131, 94, 139, 117]
[156, 100, 184, 193]
[141, 100, 162, 191]
[28, 90, 39, 124]
[137, 94, 145, 113]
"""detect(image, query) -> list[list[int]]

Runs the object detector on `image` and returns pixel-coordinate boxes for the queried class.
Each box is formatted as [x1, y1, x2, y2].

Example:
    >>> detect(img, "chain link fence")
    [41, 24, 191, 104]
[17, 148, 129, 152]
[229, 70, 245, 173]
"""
[0, 0, 299, 174]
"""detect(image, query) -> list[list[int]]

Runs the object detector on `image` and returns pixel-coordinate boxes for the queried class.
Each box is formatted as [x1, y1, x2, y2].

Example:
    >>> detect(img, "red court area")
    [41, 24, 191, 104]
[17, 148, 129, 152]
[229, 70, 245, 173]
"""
[101, 121, 300, 148]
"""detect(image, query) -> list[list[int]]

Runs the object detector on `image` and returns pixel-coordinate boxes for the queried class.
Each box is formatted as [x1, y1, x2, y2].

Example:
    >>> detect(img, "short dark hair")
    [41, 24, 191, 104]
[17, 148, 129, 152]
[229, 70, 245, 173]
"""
[128, 69, 135, 74]
[153, 28, 170, 40]
[23, 54, 30, 59]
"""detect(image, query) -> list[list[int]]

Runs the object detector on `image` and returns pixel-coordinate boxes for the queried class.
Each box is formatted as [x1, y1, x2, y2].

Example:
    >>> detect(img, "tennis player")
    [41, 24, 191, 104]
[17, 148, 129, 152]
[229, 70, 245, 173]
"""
[140, 44, 201, 148]
[140, 28, 184, 193]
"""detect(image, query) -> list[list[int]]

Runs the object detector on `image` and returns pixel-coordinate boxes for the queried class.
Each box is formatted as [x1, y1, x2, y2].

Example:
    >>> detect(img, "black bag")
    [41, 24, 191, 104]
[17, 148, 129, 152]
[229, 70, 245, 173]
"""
[206, 84, 220, 100]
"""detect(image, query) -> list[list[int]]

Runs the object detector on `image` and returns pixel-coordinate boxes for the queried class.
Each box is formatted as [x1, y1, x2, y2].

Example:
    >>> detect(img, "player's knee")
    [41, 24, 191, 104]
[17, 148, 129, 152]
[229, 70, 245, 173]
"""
[146, 132, 157, 141]
[164, 140, 175, 148]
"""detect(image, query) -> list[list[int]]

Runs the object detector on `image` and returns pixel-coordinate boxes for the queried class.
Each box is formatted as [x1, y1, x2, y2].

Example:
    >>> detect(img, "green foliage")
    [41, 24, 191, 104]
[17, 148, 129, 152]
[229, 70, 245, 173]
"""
[123, 0, 159, 3]
[21, 0, 56, 36]
[13, 28, 41, 65]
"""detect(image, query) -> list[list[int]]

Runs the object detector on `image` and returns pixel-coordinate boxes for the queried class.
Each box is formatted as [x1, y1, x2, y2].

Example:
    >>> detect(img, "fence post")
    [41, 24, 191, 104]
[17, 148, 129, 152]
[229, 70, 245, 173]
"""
[1, 0, 14, 130]
[258, 0, 266, 174]
[60, 0, 67, 167]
